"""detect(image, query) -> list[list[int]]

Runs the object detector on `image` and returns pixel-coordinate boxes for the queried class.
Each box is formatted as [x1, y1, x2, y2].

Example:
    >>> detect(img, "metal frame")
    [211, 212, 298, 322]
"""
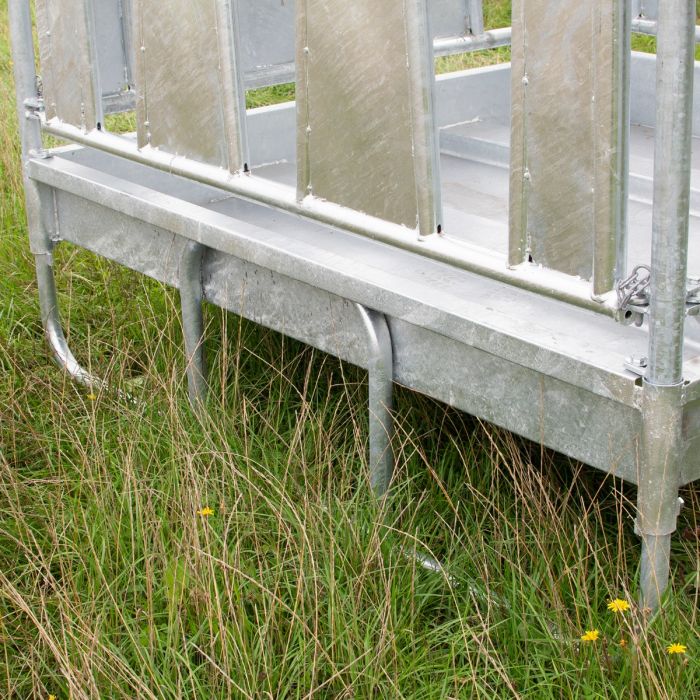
[9, 0, 700, 611]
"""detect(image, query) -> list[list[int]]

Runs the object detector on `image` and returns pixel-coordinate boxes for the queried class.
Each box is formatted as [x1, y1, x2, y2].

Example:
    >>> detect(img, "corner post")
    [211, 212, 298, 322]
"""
[638, 0, 695, 610]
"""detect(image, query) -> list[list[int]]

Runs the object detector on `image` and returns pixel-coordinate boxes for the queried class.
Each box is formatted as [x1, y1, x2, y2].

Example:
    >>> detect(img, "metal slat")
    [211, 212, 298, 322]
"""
[238, 0, 296, 86]
[509, 0, 629, 295]
[133, 0, 248, 171]
[36, 0, 101, 130]
[640, 0, 658, 18]
[297, 0, 442, 234]
[239, 0, 486, 88]
[92, 0, 133, 99]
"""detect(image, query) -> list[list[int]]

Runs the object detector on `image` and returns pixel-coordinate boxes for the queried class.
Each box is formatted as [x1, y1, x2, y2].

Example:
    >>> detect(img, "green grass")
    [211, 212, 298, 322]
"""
[1, 1, 699, 698]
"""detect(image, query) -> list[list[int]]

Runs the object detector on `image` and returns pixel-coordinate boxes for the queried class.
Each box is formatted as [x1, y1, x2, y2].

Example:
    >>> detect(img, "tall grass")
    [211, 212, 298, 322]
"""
[1, 1, 698, 698]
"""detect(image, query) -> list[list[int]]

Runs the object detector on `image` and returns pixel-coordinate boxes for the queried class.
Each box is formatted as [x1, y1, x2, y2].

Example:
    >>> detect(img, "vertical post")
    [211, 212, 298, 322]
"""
[180, 241, 208, 410]
[355, 305, 394, 497]
[637, 0, 695, 610]
[466, 0, 484, 36]
[10, 0, 99, 387]
[9, 0, 42, 161]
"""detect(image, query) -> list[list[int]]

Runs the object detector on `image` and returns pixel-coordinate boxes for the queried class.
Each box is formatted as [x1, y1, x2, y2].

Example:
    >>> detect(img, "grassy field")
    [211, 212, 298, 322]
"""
[1, 1, 698, 697]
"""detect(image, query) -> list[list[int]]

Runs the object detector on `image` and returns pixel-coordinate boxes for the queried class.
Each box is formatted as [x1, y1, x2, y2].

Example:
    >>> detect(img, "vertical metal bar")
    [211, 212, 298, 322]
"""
[638, 0, 695, 610]
[180, 241, 208, 409]
[355, 305, 394, 497]
[648, 2, 695, 387]
[611, 0, 632, 288]
[406, 0, 443, 236]
[467, 0, 484, 36]
[9, 0, 41, 155]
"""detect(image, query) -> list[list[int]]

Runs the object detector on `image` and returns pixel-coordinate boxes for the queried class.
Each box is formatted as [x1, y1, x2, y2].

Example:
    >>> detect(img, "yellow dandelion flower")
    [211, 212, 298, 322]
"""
[667, 643, 687, 655]
[87, 393, 97, 401]
[607, 598, 630, 613]
[619, 638, 627, 648]
[581, 629, 600, 642]
[48, 695, 57, 700]
[197, 506, 214, 517]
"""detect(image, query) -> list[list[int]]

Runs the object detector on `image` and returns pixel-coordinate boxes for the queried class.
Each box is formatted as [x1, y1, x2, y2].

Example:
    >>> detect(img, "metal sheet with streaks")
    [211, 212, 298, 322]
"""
[509, 0, 628, 294]
[296, 0, 442, 233]
[93, 0, 133, 98]
[237, 0, 484, 86]
[36, 0, 100, 130]
[133, 0, 248, 170]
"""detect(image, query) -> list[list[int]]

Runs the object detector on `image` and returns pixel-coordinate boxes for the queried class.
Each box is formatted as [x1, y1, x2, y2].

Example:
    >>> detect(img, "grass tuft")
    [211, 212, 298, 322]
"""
[1, 1, 698, 698]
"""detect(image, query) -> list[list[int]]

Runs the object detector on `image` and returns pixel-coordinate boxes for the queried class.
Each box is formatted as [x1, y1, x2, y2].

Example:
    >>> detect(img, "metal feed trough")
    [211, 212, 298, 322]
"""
[9, 0, 700, 608]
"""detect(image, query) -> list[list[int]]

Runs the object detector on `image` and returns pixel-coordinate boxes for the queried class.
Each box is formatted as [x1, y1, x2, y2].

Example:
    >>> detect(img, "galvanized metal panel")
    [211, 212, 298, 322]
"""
[36, 0, 101, 130]
[93, 0, 133, 98]
[509, 0, 629, 295]
[133, 0, 248, 171]
[47, 185, 643, 484]
[639, 0, 658, 19]
[297, 0, 442, 234]
[238, 0, 296, 85]
[429, 0, 478, 38]
[237, 0, 484, 87]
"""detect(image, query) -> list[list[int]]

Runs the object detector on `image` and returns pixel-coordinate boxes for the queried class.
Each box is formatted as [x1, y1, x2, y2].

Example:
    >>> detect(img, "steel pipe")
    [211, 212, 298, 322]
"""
[632, 17, 700, 42]
[648, 2, 695, 387]
[180, 241, 208, 409]
[356, 305, 394, 497]
[433, 27, 512, 56]
[9, 0, 42, 159]
[11, 0, 102, 389]
[638, 0, 695, 611]
[35, 254, 103, 388]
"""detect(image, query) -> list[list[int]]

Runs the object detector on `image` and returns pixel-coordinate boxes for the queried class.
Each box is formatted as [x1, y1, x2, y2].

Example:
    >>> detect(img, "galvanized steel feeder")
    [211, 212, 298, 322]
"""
[9, 0, 700, 609]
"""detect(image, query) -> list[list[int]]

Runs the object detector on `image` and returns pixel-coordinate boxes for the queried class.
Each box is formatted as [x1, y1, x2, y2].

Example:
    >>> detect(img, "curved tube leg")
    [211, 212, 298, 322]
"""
[355, 304, 394, 497]
[35, 252, 102, 388]
[180, 241, 208, 409]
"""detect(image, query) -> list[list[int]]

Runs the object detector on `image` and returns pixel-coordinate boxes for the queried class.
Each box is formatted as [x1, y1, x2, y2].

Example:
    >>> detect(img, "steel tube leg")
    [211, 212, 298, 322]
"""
[180, 241, 208, 409]
[355, 305, 394, 497]
[636, 383, 683, 609]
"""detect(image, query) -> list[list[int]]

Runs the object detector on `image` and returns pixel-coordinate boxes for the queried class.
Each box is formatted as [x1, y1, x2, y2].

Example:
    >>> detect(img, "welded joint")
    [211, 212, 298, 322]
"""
[354, 303, 394, 497]
[179, 240, 208, 409]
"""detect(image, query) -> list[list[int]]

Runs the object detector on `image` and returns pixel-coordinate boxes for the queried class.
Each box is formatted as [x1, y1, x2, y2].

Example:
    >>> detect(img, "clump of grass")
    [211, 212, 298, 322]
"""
[1, 0, 698, 698]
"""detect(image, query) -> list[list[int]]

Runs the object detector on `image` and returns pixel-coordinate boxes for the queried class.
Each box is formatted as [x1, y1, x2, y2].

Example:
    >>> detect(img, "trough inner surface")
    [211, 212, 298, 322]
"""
[253, 121, 700, 280]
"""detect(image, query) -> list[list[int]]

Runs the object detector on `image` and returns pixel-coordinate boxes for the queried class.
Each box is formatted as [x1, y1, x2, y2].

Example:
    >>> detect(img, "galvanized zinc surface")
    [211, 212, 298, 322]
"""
[238, 0, 486, 87]
[92, 0, 133, 99]
[133, 0, 248, 170]
[296, 0, 442, 234]
[36, 0, 100, 130]
[509, 0, 627, 294]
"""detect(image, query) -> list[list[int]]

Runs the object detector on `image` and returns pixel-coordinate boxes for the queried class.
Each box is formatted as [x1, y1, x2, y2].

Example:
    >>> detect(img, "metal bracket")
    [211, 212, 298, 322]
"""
[624, 355, 648, 377]
[685, 275, 700, 317]
[617, 269, 700, 323]
[616, 265, 651, 326]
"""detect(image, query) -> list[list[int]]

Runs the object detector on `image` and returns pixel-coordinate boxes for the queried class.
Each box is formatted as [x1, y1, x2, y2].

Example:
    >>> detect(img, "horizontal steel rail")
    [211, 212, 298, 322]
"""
[632, 17, 700, 42]
[38, 117, 619, 317]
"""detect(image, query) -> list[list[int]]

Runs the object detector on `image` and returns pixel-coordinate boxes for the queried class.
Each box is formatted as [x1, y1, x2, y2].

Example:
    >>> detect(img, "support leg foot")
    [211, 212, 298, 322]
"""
[639, 532, 672, 611]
